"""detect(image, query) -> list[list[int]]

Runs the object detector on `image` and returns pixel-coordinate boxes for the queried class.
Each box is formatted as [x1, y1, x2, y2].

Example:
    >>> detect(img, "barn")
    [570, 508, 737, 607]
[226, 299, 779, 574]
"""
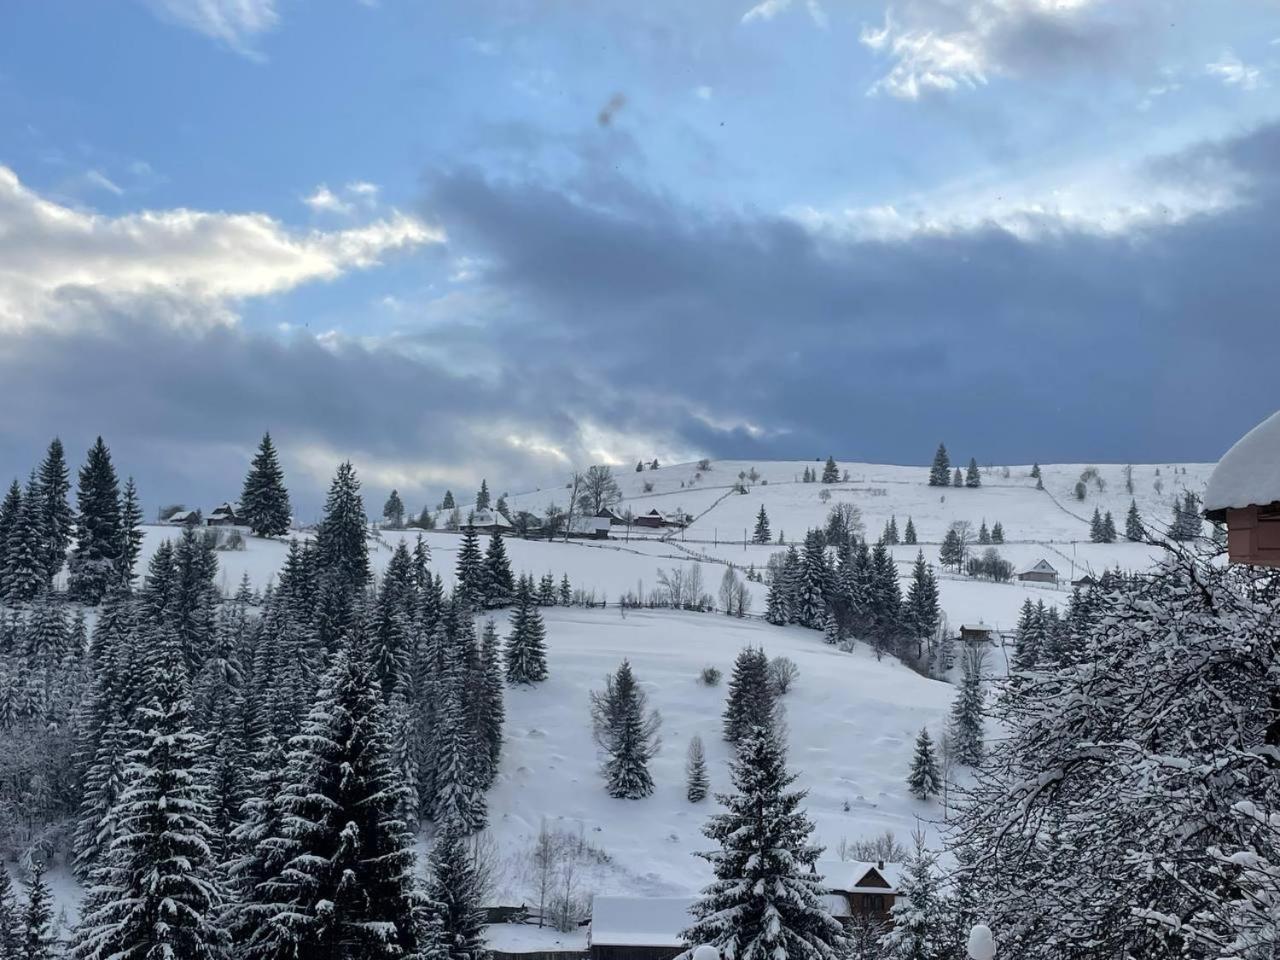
[1204, 408, 1280, 568]
[588, 896, 694, 960]
[811, 860, 902, 925]
[1016, 559, 1059, 584]
[959, 623, 995, 644]
[207, 501, 241, 526]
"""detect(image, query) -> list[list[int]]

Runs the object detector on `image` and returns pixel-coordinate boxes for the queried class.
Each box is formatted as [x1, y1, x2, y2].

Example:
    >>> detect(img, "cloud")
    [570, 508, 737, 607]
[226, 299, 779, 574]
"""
[0, 165, 442, 332]
[1206, 50, 1265, 90]
[742, 0, 793, 24]
[84, 170, 125, 196]
[141, 0, 279, 56]
[303, 184, 354, 215]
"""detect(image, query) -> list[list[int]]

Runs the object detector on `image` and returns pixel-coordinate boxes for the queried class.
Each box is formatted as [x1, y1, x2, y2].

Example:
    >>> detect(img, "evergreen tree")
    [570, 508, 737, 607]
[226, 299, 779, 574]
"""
[224, 733, 289, 949]
[764, 578, 787, 626]
[1012, 599, 1040, 670]
[1125, 499, 1144, 541]
[686, 735, 709, 803]
[19, 865, 56, 960]
[965, 458, 981, 488]
[905, 552, 940, 648]
[69, 437, 122, 604]
[483, 532, 514, 607]
[590, 660, 661, 799]
[241, 432, 292, 537]
[477, 619, 505, 785]
[1102, 510, 1117, 543]
[72, 672, 228, 960]
[793, 532, 830, 629]
[940, 529, 962, 572]
[878, 832, 946, 960]
[118, 477, 144, 585]
[314, 460, 370, 589]
[494, 494, 508, 519]
[903, 517, 917, 545]
[0, 480, 22, 599]
[441, 490, 455, 511]
[5, 472, 46, 602]
[977, 520, 990, 545]
[952, 468, 963, 488]
[722, 647, 775, 745]
[928, 444, 951, 487]
[1030, 462, 1041, 479]
[884, 515, 900, 545]
[242, 648, 418, 959]
[948, 650, 985, 766]
[0, 865, 19, 959]
[1089, 507, 1105, 542]
[907, 727, 941, 801]
[432, 652, 487, 833]
[682, 729, 846, 960]
[420, 821, 487, 960]
[475, 480, 490, 511]
[752, 505, 771, 545]
[504, 580, 548, 685]
[990, 521, 1003, 544]
[558, 574, 572, 607]
[383, 490, 406, 529]
[37, 438, 73, 584]
[821, 457, 839, 484]
[454, 530, 484, 612]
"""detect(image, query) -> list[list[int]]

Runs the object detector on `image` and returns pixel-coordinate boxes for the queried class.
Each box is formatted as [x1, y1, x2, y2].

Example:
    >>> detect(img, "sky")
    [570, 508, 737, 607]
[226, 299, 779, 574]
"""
[1, 0, 1279, 518]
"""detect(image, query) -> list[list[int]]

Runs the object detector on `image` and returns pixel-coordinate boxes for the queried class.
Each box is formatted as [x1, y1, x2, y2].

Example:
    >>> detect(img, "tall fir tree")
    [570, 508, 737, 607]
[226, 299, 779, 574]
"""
[432, 651, 487, 833]
[965, 458, 981, 488]
[475, 480, 490, 511]
[241, 432, 292, 537]
[483, 532, 514, 607]
[722, 647, 775, 745]
[821, 457, 839, 484]
[590, 659, 661, 799]
[878, 832, 947, 960]
[1125, 499, 1144, 541]
[990, 521, 1004, 544]
[753, 505, 771, 545]
[904, 516, 917, 545]
[0, 865, 19, 959]
[1089, 508, 1105, 543]
[314, 460, 370, 589]
[383, 490, 406, 529]
[420, 820, 487, 960]
[681, 728, 847, 960]
[454, 530, 484, 612]
[69, 437, 123, 604]
[928, 444, 951, 487]
[0, 479, 22, 599]
[952, 468, 963, 488]
[948, 650, 985, 766]
[686, 735, 709, 803]
[1102, 510, 1117, 543]
[37, 438, 73, 585]
[224, 733, 290, 950]
[977, 520, 990, 545]
[504, 580, 548, 685]
[19, 865, 57, 960]
[476, 619, 506, 787]
[4, 472, 46, 602]
[907, 727, 941, 801]
[905, 552, 940, 648]
[118, 477, 144, 585]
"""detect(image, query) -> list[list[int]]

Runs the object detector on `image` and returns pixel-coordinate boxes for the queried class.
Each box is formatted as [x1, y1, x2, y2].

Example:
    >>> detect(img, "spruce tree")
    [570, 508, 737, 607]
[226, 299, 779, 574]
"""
[1125, 499, 1144, 541]
[0, 480, 22, 599]
[118, 477, 144, 585]
[722, 647, 775, 745]
[949, 650, 985, 766]
[432, 654, 487, 832]
[241, 431, 292, 537]
[590, 659, 660, 799]
[420, 820, 487, 960]
[0, 865, 19, 959]
[904, 517, 917, 545]
[224, 733, 289, 950]
[72, 672, 228, 960]
[504, 581, 548, 685]
[990, 521, 1004, 544]
[20, 865, 57, 960]
[686, 735, 709, 803]
[69, 437, 123, 604]
[383, 490, 406, 528]
[477, 619, 505, 785]
[753, 505, 771, 545]
[1102, 511, 1117, 543]
[682, 728, 846, 960]
[884, 515, 900, 545]
[454, 530, 484, 612]
[4, 472, 45, 602]
[38, 438, 73, 585]
[965, 457, 981, 488]
[952, 468, 963, 487]
[821, 457, 839, 484]
[242, 647, 418, 959]
[905, 552, 940, 647]
[878, 832, 946, 960]
[558, 574, 572, 607]
[475, 480, 490, 511]
[314, 460, 370, 588]
[441, 490, 455, 510]
[483, 532, 514, 607]
[928, 444, 951, 487]
[907, 727, 941, 801]
[1030, 462, 1041, 480]
[977, 520, 990, 545]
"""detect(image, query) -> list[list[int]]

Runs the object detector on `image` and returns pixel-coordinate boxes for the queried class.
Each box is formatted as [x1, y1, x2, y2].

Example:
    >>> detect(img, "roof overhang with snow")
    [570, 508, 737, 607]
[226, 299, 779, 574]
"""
[1205, 408, 1280, 521]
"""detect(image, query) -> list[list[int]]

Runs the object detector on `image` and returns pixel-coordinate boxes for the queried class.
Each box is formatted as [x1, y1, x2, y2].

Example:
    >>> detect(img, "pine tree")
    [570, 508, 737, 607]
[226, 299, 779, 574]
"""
[952, 468, 963, 488]
[314, 460, 370, 590]
[682, 728, 846, 960]
[558, 574, 572, 607]
[878, 832, 946, 960]
[477, 619, 505, 785]
[118, 477, 144, 585]
[38, 437, 73, 585]
[72, 672, 228, 960]
[224, 733, 289, 949]
[939, 528, 961, 572]
[905, 552, 940, 647]
[821, 457, 839, 484]
[1030, 462, 1041, 480]
[793, 532, 829, 628]
[686, 735, 709, 802]
[907, 727, 941, 801]
[475, 479, 490, 511]
[383, 490, 406, 528]
[1102, 511, 1117, 543]
[965, 458, 981, 488]
[454, 530, 484, 612]
[1125, 499, 1144, 541]
[722, 647, 775, 744]
[483, 532, 514, 607]
[904, 517, 917, 545]
[242, 647, 418, 959]
[753, 505, 771, 545]
[69, 437, 123, 604]
[441, 490, 455, 510]
[949, 650, 985, 766]
[504, 581, 548, 685]
[420, 820, 487, 960]
[990, 521, 1003, 544]
[977, 520, 990, 545]
[5, 472, 46, 602]
[590, 660, 661, 799]
[928, 444, 951, 487]
[433, 653, 487, 832]
[884, 515, 900, 545]
[0, 865, 19, 959]
[241, 432, 292, 537]
[1089, 507, 1105, 542]
[0, 480, 21, 599]
[19, 865, 56, 960]
[764, 578, 787, 626]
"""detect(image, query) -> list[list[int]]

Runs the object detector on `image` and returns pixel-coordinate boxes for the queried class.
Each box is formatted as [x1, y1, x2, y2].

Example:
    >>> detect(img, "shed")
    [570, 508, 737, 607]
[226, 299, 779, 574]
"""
[1205, 408, 1280, 568]
[811, 860, 902, 924]
[589, 896, 694, 960]
[569, 516, 612, 539]
[207, 501, 241, 526]
[1016, 559, 1058, 584]
[959, 623, 995, 644]
[166, 509, 200, 526]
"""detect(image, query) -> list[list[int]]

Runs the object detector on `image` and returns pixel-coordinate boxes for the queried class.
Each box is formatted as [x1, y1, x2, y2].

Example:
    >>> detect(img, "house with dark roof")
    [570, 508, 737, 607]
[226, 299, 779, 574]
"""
[1016, 558, 1059, 584]
[811, 859, 903, 926]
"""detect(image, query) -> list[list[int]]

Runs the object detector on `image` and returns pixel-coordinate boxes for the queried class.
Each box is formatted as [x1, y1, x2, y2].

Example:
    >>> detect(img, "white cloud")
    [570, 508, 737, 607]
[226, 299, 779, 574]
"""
[142, 0, 279, 56]
[302, 184, 353, 215]
[742, 0, 792, 23]
[1206, 51, 1265, 90]
[346, 181, 380, 200]
[84, 170, 125, 196]
[0, 165, 443, 332]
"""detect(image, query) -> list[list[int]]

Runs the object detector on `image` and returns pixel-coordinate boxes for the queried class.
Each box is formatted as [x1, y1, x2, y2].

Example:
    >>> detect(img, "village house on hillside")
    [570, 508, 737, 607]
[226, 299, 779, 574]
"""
[632, 508, 688, 529]
[1016, 558, 1059, 584]
[960, 623, 995, 644]
[1204, 407, 1280, 567]
[462, 508, 513, 535]
[207, 501, 241, 526]
[596, 507, 628, 525]
[569, 516, 613, 539]
[812, 859, 903, 926]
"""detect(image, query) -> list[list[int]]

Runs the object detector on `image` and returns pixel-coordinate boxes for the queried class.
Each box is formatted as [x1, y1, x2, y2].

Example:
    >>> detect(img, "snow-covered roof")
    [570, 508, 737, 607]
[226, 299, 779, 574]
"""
[812, 860, 902, 894]
[590, 897, 695, 948]
[569, 516, 612, 534]
[167, 509, 199, 523]
[1017, 558, 1057, 575]
[960, 623, 994, 633]
[1205, 408, 1280, 514]
[467, 509, 512, 529]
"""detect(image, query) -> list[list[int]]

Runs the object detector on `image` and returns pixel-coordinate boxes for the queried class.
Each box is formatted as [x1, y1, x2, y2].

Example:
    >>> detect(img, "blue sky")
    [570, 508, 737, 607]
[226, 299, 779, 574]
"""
[1, 0, 1278, 516]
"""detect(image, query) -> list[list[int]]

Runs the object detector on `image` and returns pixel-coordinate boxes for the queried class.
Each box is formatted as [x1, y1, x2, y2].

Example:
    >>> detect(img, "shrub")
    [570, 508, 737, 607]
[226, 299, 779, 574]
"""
[769, 656, 799, 695]
[697, 458, 712, 471]
[699, 666, 722, 687]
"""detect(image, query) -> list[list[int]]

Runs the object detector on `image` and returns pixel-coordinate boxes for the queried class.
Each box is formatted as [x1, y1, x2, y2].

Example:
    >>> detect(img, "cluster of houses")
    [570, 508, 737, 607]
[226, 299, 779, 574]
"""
[165, 501, 245, 527]
[1015, 557, 1097, 589]
[462, 507, 689, 541]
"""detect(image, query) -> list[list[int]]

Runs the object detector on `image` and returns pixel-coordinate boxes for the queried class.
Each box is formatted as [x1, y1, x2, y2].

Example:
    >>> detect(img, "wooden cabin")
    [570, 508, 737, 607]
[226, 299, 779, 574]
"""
[166, 508, 200, 526]
[1205, 409, 1280, 568]
[596, 507, 628, 526]
[588, 896, 694, 960]
[569, 516, 612, 540]
[1016, 559, 1058, 584]
[462, 508, 514, 535]
[959, 623, 995, 644]
[811, 860, 902, 926]
[207, 501, 242, 526]
[1071, 574, 1098, 588]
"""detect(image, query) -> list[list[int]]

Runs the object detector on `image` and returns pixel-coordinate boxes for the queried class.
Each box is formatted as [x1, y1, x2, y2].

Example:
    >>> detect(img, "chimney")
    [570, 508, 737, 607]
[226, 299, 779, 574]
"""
[877, 859, 884, 870]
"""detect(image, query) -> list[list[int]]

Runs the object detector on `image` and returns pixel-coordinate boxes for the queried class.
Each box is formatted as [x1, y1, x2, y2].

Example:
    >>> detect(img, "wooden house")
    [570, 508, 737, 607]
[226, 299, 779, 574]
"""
[207, 501, 242, 526]
[569, 516, 613, 540]
[588, 896, 694, 960]
[596, 507, 628, 526]
[1204, 408, 1280, 568]
[166, 509, 200, 526]
[1071, 574, 1098, 588]
[1016, 559, 1058, 584]
[959, 623, 995, 644]
[633, 509, 687, 529]
[811, 860, 902, 925]
[462, 509, 514, 535]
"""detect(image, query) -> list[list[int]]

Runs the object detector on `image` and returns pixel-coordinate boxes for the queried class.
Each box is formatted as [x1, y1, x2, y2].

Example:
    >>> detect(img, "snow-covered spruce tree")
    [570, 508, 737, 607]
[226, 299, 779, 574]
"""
[504, 579, 548, 685]
[764, 576, 788, 626]
[884, 514, 900, 545]
[686, 735, 709, 802]
[314, 460, 370, 589]
[953, 468, 963, 488]
[965, 458, 981, 488]
[1125, 499, 1144, 541]
[475, 478, 490, 511]
[477, 618, 505, 787]
[20, 865, 57, 960]
[907, 727, 942, 801]
[1102, 510, 1117, 543]
[432, 648, 487, 832]
[420, 818, 487, 960]
[928, 444, 951, 487]
[4, 472, 46, 602]
[454, 529, 484, 612]
[682, 727, 847, 960]
[559, 574, 572, 606]
[904, 516, 917, 545]
[223, 732, 290, 950]
[939, 528, 962, 572]
[753, 505, 771, 545]
[1089, 508, 1105, 542]
[68, 436, 123, 604]
[72, 671, 228, 960]
[241, 431, 292, 537]
[948, 546, 1280, 959]
[822, 456, 840, 484]
[118, 476, 144, 585]
[905, 552, 940, 655]
[793, 531, 830, 629]
[371, 544, 413, 700]
[0, 865, 19, 958]
[383, 489, 406, 529]
[722, 646, 776, 745]
[483, 532, 514, 608]
[990, 521, 1004, 544]
[948, 648, 985, 766]
[590, 659, 661, 799]
[37, 437, 73, 585]
[878, 830, 947, 960]
[0, 479, 21, 598]
[242, 646, 418, 960]
[977, 520, 990, 546]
